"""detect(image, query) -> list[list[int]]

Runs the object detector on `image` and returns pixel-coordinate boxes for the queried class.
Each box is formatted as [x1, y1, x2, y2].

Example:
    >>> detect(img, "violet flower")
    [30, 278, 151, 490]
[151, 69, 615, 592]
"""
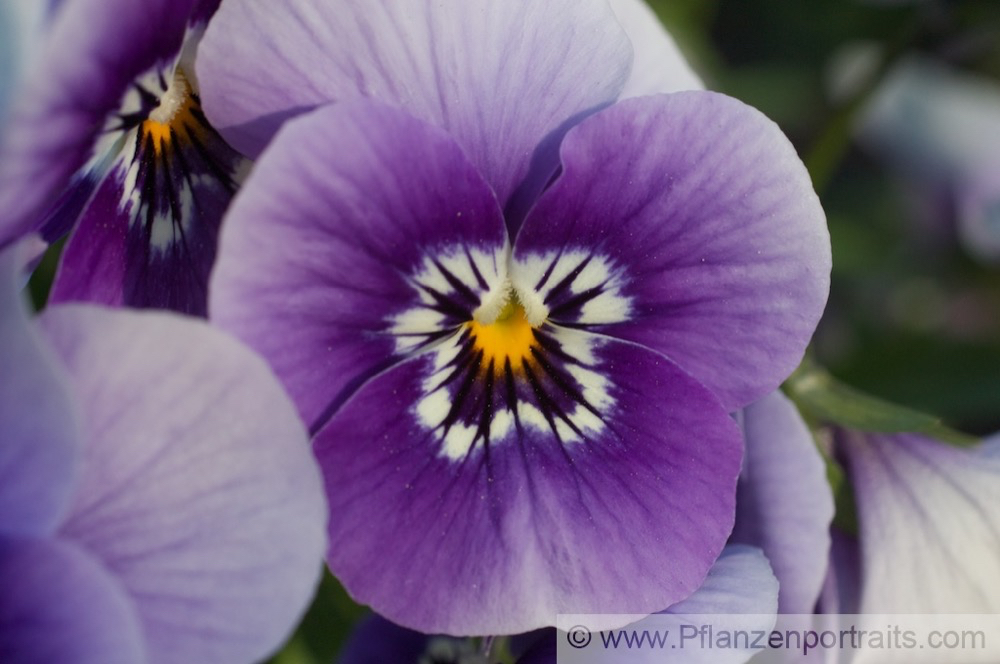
[0, 0, 247, 314]
[0, 240, 328, 663]
[204, 0, 829, 635]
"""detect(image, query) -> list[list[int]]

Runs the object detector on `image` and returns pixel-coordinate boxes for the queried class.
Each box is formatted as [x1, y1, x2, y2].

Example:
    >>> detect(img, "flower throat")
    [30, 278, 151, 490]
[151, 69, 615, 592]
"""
[467, 291, 538, 373]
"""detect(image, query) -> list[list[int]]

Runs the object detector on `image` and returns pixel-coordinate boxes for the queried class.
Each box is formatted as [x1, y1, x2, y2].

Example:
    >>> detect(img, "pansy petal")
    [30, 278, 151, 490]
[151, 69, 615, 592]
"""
[317, 328, 742, 634]
[37, 306, 328, 664]
[0, 0, 200, 246]
[210, 101, 508, 429]
[607, 0, 703, 97]
[640, 546, 777, 664]
[48, 93, 244, 316]
[513, 93, 830, 410]
[0, 536, 146, 664]
[841, 431, 1000, 613]
[0, 242, 79, 536]
[663, 545, 778, 616]
[197, 0, 632, 207]
[730, 391, 834, 614]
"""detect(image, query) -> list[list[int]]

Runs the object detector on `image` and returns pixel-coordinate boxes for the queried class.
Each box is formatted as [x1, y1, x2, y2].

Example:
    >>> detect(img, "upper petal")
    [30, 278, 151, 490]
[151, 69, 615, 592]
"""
[731, 391, 834, 614]
[514, 92, 830, 410]
[0, 536, 146, 664]
[0, 241, 79, 537]
[841, 431, 1000, 613]
[0, 0, 200, 247]
[37, 306, 328, 664]
[316, 329, 742, 634]
[209, 101, 508, 430]
[197, 0, 633, 208]
[607, 0, 704, 97]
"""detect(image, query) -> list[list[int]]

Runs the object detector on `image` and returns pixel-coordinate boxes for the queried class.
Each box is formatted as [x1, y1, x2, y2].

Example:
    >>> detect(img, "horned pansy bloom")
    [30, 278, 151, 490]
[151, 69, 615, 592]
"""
[202, 0, 831, 634]
[0, 0, 247, 314]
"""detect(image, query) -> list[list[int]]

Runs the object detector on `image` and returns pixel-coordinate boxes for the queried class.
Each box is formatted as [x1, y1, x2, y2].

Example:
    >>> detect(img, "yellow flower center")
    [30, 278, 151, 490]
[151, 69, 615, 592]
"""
[467, 297, 537, 372]
[141, 69, 201, 154]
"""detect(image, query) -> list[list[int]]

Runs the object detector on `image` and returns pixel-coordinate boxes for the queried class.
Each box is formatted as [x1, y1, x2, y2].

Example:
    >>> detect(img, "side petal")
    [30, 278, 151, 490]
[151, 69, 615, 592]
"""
[37, 306, 328, 664]
[209, 101, 508, 430]
[841, 431, 1000, 613]
[316, 330, 743, 635]
[0, 241, 79, 536]
[607, 0, 704, 97]
[0, 0, 201, 247]
[197, 0, 633, 207]
[514, 92, 830, 410]
[0, 536, 146, 664]
[730, 391, 834, 614]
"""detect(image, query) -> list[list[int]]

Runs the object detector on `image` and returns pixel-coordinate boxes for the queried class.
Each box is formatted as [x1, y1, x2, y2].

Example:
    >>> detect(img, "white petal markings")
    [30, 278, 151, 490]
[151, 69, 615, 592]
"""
[387, 246, 632, 462]
[414, 326, 617, 461]
[512, 249, 633, 326]
[388, 245, 508, 353]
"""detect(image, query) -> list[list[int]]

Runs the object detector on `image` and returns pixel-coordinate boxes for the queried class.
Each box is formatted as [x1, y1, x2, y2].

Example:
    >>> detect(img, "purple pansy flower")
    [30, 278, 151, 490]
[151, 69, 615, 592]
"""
[0, 0, 247, 314]
[0, 240, 328, 663]
[204, 0, 830, 635]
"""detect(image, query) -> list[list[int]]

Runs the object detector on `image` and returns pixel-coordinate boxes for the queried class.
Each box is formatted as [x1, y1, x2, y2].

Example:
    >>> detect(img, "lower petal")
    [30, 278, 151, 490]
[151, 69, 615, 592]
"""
[316, 329, 743, 635]
[0, 536, 146, 664]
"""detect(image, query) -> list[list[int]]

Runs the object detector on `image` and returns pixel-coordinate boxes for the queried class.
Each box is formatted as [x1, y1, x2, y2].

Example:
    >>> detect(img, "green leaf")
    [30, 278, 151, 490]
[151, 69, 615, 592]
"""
[784, 359, 980, 447]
